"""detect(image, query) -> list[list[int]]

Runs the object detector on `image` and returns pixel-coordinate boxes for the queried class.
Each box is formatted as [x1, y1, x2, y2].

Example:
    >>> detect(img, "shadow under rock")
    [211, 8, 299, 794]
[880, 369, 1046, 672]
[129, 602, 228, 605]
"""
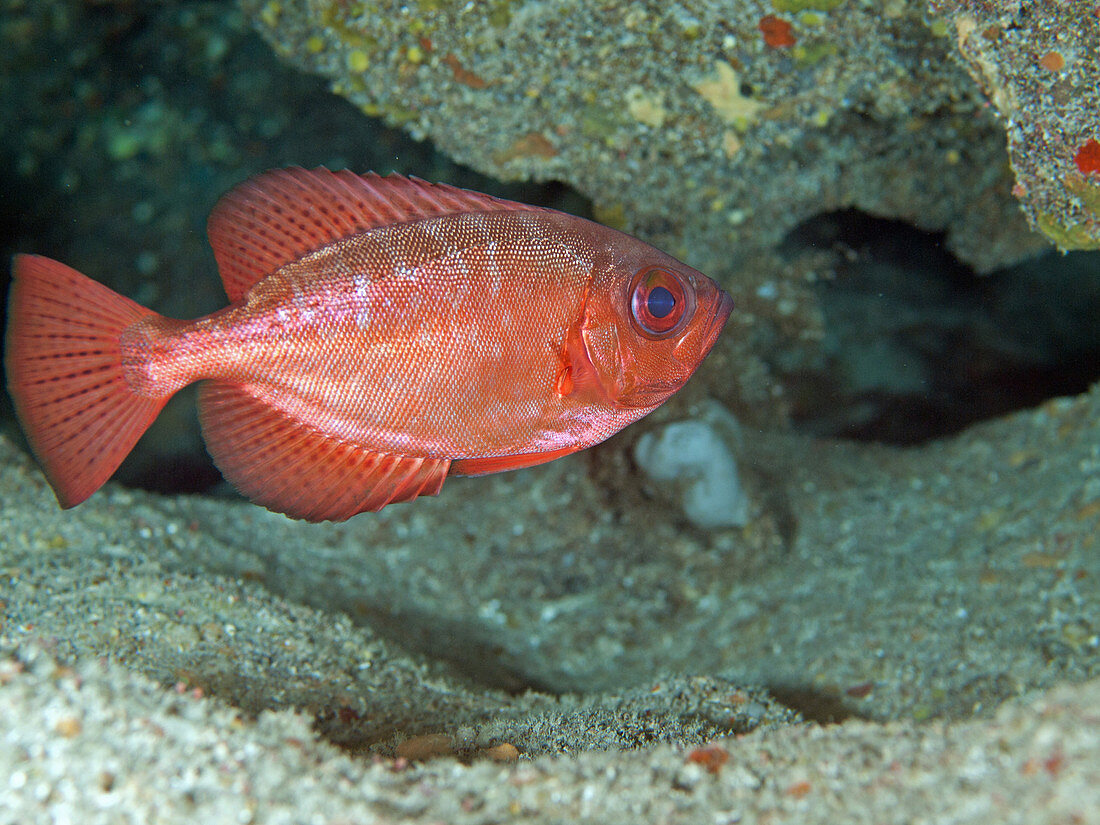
[350, 601, 591, 697]
[765, 683, 871, 724]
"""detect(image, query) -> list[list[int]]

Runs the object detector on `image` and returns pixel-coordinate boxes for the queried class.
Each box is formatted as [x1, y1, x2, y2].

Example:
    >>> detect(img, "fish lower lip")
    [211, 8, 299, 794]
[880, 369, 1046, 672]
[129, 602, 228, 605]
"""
[705, 291, 735, 345]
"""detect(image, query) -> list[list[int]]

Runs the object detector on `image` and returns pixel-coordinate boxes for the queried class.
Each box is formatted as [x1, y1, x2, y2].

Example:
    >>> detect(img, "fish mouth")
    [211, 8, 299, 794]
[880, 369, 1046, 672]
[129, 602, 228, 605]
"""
[700, 288, 734, 354]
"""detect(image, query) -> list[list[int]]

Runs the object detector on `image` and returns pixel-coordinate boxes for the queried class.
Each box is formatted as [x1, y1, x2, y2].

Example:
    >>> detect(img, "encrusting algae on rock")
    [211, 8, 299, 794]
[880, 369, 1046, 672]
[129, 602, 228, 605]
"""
[241, 0, 1062, 280]
[239, 0, 1094, 436]
[934, 0, 1100, 251]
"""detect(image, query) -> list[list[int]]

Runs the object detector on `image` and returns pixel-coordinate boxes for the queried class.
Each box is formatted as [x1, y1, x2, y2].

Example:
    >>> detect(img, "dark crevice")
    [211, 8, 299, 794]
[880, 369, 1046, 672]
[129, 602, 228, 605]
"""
[777, 210, 1100, 445]
[350, 601, 582, 696]
[765, 683, 869, 724]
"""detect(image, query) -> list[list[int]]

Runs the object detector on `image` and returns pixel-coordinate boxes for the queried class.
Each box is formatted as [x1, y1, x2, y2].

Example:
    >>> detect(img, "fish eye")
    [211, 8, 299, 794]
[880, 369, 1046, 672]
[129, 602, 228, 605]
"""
[629, 267, 694, 338]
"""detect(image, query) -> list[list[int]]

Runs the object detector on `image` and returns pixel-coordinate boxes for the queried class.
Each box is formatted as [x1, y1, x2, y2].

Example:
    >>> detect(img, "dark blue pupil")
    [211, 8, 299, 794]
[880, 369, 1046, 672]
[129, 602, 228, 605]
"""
[647, 286, 676, 318]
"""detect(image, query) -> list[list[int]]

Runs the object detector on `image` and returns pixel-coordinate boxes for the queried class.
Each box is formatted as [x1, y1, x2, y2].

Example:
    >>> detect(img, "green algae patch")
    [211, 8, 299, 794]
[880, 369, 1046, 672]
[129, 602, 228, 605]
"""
[1036, 212, 1100, 251]
[772, 0, 844, 12]
[593, 202, 627, 231]
[418, 0, 514, 27]
[793, 39, 838, 66]
[578, 104, 627, 141]
[318, 4, 378, 53]
[1066, 176, 1100, 214]
[1036, 175, 1100, 250]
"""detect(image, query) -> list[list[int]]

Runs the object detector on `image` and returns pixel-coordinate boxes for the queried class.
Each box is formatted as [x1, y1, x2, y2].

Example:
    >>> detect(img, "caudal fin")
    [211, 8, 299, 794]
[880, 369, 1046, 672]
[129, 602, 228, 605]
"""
[4, 254, 168, 508]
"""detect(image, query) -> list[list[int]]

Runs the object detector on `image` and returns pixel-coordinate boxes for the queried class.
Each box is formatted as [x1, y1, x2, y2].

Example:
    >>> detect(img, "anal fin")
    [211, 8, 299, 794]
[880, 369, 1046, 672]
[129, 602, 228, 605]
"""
[198, 381, 449, 521]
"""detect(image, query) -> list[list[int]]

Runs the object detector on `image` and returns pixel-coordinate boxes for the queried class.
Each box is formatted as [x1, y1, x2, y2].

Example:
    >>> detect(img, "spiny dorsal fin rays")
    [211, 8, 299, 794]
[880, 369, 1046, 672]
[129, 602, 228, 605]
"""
[206, 167, 551, 302]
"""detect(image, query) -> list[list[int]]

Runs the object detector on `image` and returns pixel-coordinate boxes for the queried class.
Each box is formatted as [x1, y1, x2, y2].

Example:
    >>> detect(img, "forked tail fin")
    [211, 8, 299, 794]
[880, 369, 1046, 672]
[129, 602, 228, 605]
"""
[4, 254, 168, 507]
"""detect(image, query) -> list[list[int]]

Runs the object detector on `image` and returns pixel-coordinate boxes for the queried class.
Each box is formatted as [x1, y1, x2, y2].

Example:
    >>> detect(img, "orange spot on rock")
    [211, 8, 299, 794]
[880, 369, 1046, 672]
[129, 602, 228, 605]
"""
[1044, 749, 1065, 776]
[686, 744, 730, 774]
[1075, 139, 1100, 176]
[443, 54, 489, 88]
[485, 742, 519, 762]
[395, 733, 456, 761]
[54, 716, 83, 738]
[786, 780, 812, 798]
[1021, 551, 1060, 569]
[1038, 51, 1065, 71]
[759, 15, 796, 49]
[1076, 498, 1100, 521]
[496, 132, 558, 164]
[845, 681, 874, 699]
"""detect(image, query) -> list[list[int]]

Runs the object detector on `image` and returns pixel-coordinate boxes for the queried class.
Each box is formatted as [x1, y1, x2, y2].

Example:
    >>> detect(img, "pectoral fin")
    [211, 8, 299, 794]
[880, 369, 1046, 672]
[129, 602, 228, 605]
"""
[554, 313, 610, 403]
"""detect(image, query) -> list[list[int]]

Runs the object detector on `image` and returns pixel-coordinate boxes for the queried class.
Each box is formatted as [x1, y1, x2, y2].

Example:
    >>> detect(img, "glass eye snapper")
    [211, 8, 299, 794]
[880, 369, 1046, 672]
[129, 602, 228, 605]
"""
[629, 267, 695, 338]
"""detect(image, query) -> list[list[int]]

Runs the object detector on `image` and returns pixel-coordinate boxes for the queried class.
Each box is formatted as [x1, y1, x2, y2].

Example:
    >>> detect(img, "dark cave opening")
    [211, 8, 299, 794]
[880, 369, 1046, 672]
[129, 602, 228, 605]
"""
[777, 210, 1100, 445]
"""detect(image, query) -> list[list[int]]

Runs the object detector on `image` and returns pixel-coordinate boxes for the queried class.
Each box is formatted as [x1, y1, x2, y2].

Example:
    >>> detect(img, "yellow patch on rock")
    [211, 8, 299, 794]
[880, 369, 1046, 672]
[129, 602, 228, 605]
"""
[722, 130, 743, 157]
[625, 85, 667, 127]
[691, 61, 764, 127]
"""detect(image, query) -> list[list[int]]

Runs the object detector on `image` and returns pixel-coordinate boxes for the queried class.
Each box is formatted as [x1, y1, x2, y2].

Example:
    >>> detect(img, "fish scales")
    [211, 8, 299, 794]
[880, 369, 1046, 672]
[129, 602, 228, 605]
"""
[123, 212, 600, 457]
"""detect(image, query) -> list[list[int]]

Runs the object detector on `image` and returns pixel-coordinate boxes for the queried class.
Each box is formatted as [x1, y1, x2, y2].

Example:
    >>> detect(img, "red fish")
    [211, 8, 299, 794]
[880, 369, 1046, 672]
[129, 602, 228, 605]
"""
[5, 168, 732, 521]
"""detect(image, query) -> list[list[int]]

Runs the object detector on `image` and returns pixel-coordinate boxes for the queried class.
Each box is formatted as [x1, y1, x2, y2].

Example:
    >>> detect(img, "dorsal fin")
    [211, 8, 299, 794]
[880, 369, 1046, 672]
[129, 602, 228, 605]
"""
[206, 167, 548, 303]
